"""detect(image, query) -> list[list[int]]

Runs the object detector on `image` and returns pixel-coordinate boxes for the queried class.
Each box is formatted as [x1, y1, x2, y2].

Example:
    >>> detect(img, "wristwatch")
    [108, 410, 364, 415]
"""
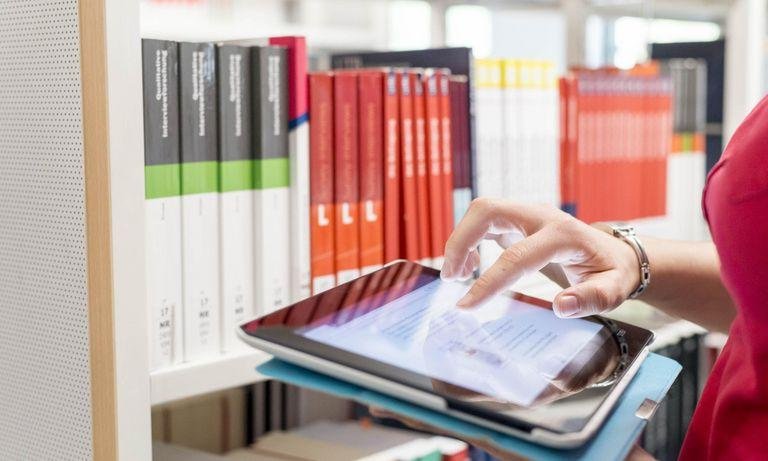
[608, 223, 650, 299]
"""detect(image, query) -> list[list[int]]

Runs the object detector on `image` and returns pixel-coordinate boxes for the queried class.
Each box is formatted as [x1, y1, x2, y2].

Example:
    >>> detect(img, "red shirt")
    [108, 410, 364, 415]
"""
[679, 96, 768, 459]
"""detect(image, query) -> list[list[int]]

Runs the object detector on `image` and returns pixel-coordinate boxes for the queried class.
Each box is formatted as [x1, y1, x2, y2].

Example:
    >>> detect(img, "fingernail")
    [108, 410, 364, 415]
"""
[440, 260, 455, 280]
[456, 291, 475, 308]
[555, 295, 580, 318]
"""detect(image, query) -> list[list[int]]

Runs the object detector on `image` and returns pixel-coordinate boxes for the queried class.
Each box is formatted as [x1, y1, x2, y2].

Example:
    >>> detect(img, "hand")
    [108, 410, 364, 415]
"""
[441, 198, 640, 318]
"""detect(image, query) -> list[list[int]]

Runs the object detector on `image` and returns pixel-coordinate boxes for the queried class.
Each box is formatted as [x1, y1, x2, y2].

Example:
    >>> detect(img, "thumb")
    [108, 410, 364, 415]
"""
[552, 274, 624, 318]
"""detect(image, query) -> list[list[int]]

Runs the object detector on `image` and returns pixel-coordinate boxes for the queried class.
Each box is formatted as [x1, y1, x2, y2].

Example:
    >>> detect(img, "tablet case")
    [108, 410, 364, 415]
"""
[256, 353, 681, 461]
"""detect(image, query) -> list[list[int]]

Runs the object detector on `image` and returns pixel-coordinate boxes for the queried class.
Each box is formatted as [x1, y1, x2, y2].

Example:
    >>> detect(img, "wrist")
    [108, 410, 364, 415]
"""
[592, 222, 647, 299]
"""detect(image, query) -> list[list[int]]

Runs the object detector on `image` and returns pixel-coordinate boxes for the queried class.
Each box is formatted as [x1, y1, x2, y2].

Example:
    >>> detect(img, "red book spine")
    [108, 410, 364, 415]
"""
[383, 70, 401, 264]
[424, 71, 445, 262]
[410, 71, 431, 264]
[558, 77, 572, 215]
[438, 70, 454, 242]
[333, 73, 360, 284]
[308, 72, 336, 294]
[636, 77, 647, 219]
[606, 77, 619, 221]
[358, 71, 385, 274]
[399, 72, 420, 261]
[656, 78, 672, 217]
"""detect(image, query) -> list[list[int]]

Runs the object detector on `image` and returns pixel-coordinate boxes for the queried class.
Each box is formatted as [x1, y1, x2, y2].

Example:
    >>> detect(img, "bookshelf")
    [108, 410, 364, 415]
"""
[2, 1, 763, 459]
[150, 350, 271, 406]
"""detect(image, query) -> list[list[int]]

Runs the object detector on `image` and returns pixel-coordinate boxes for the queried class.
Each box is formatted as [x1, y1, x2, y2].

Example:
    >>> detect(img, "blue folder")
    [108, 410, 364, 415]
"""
[257, 353, 680, 460]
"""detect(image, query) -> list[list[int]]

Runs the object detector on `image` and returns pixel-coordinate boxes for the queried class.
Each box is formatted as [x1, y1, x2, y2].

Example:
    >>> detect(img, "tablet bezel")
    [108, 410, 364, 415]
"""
[239, 261, 654, 437]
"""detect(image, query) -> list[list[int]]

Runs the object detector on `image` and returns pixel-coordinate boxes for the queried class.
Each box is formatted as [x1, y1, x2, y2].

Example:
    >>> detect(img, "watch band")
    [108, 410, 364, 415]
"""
[608, 223, 650, 299]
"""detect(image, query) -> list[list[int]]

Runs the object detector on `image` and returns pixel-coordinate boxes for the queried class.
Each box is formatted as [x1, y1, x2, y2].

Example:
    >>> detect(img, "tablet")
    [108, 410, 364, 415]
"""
[239, 261, 654, 448]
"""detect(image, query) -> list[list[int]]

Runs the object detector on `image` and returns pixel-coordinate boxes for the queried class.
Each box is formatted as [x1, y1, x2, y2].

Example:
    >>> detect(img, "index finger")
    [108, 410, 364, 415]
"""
[442, 199, 546, 281]
[457, 225, 572, 307]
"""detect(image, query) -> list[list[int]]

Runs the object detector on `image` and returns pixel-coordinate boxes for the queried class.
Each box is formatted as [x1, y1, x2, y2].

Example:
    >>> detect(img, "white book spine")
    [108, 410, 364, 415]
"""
[254, 187, 291, 314]
[182, 192, 221, 361]
[501, 59, 517, 201]
[312, 275, 336, 294]
[219, 190, 254, 351]
[290, 122, 311, 302]
[145, 197, 184, 368]
[336, 268, 361, 285]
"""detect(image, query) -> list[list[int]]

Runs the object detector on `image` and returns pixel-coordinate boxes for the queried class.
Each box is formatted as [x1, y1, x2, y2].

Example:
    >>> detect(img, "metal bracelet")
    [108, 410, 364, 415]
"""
[609, 223, 650, 299]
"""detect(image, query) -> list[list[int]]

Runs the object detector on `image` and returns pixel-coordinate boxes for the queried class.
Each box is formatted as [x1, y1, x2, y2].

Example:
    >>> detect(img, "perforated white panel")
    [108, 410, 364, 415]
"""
[0, 1, 93, 459]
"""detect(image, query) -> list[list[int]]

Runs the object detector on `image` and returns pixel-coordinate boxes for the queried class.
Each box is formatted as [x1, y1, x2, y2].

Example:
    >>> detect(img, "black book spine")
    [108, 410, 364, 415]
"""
[251, 45, 289, 176]
[218, 44, 252, 190]
[179, 41, 219, 193]
[142, 39, 180, 198]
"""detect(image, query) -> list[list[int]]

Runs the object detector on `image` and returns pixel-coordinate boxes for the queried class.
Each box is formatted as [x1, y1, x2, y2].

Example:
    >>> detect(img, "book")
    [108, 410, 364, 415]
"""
[308, 72, 336, 294]
[503, 60, 559, 207]
[382, 70, 401, 264]
[358, 71, 385, 275]
[449, 76, 472, 227]
[437, 70, 455, 240]
[540, 61, 561, 208]
[663, 59, 708, 241]
[474, 58, 504, 271]
[142, 39, 184, 368]
[501, 59, 520, 202]
[217, 44, 254, 352]
[331, 47, 477, 204]
[559, 68, 672, 223]
[333, 72, 361, 284]
[270, 36, 311, 303]
[251, 46, 291, 315]
[424, 70, 446, 267]
[179, 41, 221, 361]
[651, 39, 724, 173]
[558, 75, 577, 216]
[398, 71, 420, 262]
[409, 71, 432, 266]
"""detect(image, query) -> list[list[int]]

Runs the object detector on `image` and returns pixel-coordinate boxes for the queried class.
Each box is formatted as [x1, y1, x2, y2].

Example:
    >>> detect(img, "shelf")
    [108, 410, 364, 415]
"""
[150, 349, 272, 406]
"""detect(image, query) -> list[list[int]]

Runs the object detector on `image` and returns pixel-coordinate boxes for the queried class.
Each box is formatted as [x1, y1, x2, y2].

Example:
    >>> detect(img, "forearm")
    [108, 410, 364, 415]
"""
[638, 237, 736, 333]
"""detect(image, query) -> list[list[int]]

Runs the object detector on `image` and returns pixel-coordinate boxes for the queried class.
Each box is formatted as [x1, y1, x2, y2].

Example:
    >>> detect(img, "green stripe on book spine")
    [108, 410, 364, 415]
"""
[181, 161, 219, 195]
[220, 159, 255, 192]
[254, 157, 290, 189]
[145, 164, 181, 199]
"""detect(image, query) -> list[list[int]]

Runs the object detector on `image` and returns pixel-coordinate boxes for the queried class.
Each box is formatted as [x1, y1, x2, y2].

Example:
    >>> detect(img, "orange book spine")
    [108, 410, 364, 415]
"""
[383, 70, 401, 264]
[656, 78, 672, 217]
[558, 76, 574, 215]
[614, 77, 628, 221]
[639, 77, 650, 219]
[333, 72, 361, 284]
[438, 70, 454, 243]
[399, 72, 420, 261]
[424, 71, 445, 263]
[358, 71, 385, 274]
[576, 76, 590, 222]
[410, 71, 431, 264]
[308, 72, 336, 293]
[602, 77, 614, 221]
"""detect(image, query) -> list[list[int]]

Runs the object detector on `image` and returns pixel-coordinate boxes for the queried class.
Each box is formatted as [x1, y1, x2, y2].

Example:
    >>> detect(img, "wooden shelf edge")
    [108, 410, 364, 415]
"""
[150, 349, 272, 406]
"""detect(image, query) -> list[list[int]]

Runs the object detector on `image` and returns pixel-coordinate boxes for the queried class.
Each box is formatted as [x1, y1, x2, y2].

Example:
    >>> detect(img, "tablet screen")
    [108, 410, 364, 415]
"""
[300, 278, 603, 407]
[242, 261, 653, 434]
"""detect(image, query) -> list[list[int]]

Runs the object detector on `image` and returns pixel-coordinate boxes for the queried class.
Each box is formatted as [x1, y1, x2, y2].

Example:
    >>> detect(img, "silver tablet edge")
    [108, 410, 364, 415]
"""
[237, 327, 650, 449]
